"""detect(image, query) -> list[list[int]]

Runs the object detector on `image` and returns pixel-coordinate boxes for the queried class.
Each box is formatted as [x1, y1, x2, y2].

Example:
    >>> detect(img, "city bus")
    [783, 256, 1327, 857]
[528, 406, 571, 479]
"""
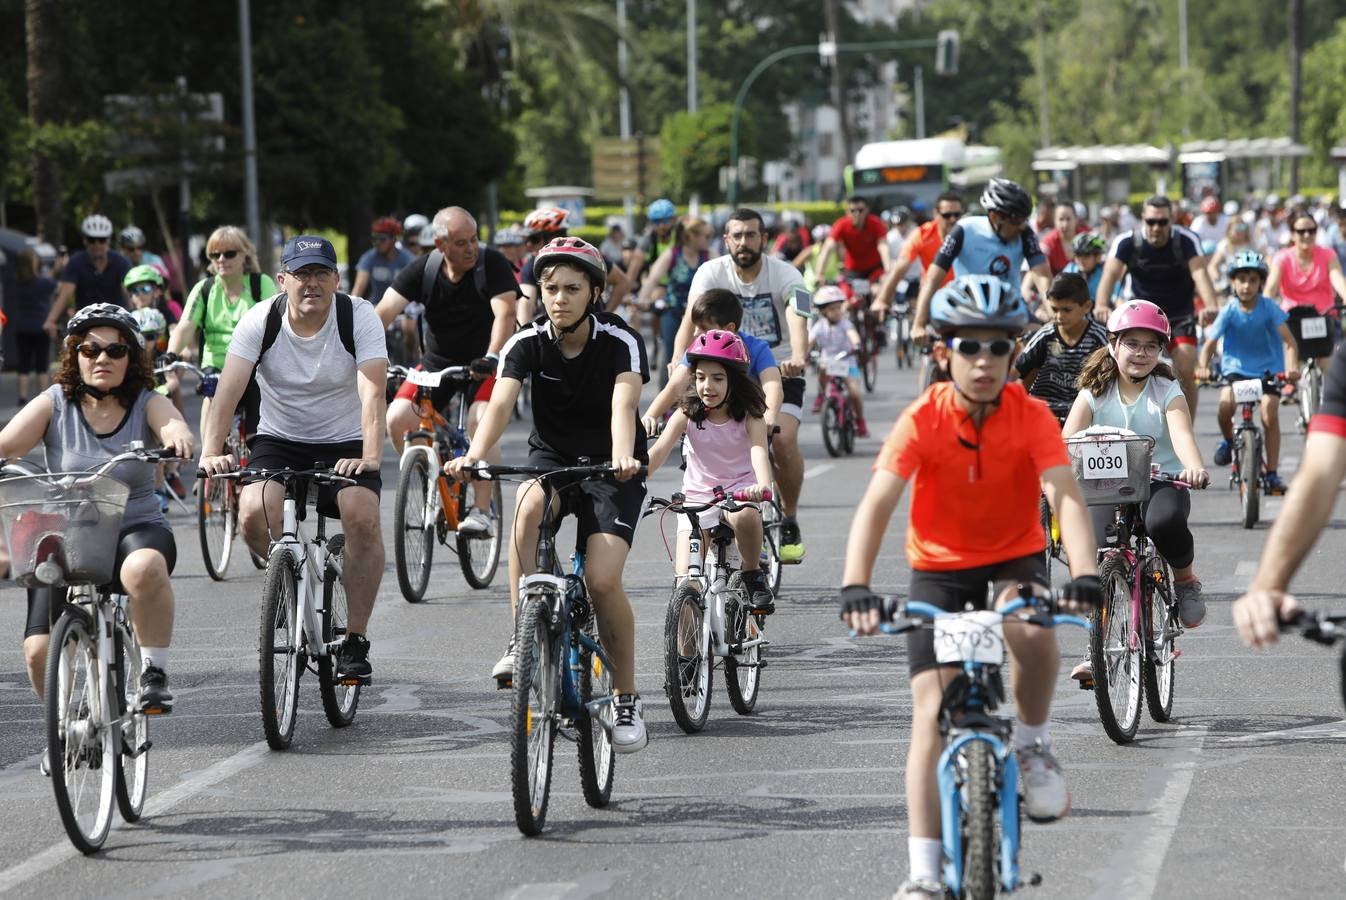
[846, 138, 1002, 211]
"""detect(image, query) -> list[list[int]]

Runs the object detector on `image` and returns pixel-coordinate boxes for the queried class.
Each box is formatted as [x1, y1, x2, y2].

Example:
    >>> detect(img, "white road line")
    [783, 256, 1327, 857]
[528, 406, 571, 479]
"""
[803, 463, 835, 480]
[0, 741, 268, 895]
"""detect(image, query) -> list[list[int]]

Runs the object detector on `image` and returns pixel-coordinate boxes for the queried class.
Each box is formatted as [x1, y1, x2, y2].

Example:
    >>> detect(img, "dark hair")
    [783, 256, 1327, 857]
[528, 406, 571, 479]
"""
[847, 195, 869, 207]
[537, 260, 604, 305]
[935, 191, 964, 209]
[1076, 340, 1176, 397]
[1289, 209, 1316, 230]
[691, 289, 743, 329]
[1046, 272, 1091, 305]
[727, 208, 764, 232]
[15, 248, 39, 283]
[680, 359, 766, 426]
[1143, 195, 1172, 211]
[55, 333, 157, 407]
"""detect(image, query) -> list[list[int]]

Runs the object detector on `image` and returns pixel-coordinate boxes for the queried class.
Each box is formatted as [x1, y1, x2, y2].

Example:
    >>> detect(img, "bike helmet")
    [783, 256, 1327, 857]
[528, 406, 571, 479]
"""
[493, 226, 524, 247]
[418, 223, 438, 248]
[930, 275, 1029, 336]
[811, 224, 830, 243]
[131, 306, 167, 337]
[1199, 196, 1220, 214]
[1107, 299, 1170, 340]
[119, 224, 146, 248]
[647, 198, 676, 224]
[80, 214, 114, 239]
[686, 329, 750, 372]
[814, 285, 847, 307]
[1071, 232, 1107, 255]
[978, 178, 1032, 218]
[1227, 248, 1268, 280]
[893, 205, 913, 225]
[523, 207, 569, 237]
[371, 216, 402, 237]
[66, 302, 145, 348]
[123, 264, 164, 289]
[402, 213, 429, 235]
[531, 236, 606, 289]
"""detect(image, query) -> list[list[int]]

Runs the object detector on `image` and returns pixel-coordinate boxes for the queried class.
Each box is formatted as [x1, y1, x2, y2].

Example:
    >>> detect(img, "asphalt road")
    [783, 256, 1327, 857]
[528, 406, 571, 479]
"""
[2, 346, 1345, 899]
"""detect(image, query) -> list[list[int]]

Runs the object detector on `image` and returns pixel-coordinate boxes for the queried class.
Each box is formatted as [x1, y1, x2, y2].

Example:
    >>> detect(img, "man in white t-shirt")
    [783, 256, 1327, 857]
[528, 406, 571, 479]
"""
[673, 207, 813, 563]
[201, 235, 388, 685]
[1189, 196, 1228, 252]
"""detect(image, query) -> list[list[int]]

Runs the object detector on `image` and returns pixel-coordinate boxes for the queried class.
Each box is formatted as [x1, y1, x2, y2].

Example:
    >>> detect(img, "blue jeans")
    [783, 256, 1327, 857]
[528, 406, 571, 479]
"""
[658, 308, 684, 387]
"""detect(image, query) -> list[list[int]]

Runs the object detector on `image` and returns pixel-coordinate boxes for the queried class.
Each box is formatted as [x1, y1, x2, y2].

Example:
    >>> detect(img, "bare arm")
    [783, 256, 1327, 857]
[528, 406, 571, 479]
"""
[642, 364, 691, 429]
[646, 409, 689, 474]
[637, 251, 674, 304]
[167, 289, 202, 356]
[671, 295, 699, 363]
[746, 415, 772, 489]
[1164, 396, 1209, 485]
[461, 376, 523, 463]
[1061, 390, 1095, 436]
[1263, 256, 1282, 300]
[1190, 255, 1220, 310]
[350, 270, 372, 302]
[43, 281, 76, 332]
[0, 395, 55, 459]
[760, 368, 783, 427]
[874, 244, 916, 310]
[145, 393, 195, 460]
[200, 354, 255, 465]
[1040, 464, 1098, 578]
[812, 238, 837, 282]
[1094, 258, 1126, 317]
[487, 292, 517, 355]
[877, 237, 893, 272]
[783, 310, 810, 377]
[1327, 253, 1346, 303]
[605, 264, 632, 313]
[609, 372, 643, 480]
[1278, 322, 1300, 376]
[336, 358, 388, 476]
[911, 262, 948, 334]
[1028, 262, 1052, 302]
[374, 287, 411, 328]
[516, 287, 536, 327]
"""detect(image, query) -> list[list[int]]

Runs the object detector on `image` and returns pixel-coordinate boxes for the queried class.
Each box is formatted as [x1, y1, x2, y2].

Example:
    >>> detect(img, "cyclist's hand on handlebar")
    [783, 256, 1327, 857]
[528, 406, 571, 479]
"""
[912, 320, 931, 346]
[156, 351, 180, 367]
[869, 299, 888, 321]
[1232, 589, 1301, 648]
[199, 454, 237, 477]
[446, 455, 478, 482]
[469, 356, 496, 379]
[1060, 574, 1102, 615]
[1194, 365, 1212, 382]
[611, 455, 641, 482]
[333, 456, 379, 477]
[839, 584, 886, 636]
[1179, 467, 1209, 489]
[740, 483, 770, 502]
[160, 426, 195, 462]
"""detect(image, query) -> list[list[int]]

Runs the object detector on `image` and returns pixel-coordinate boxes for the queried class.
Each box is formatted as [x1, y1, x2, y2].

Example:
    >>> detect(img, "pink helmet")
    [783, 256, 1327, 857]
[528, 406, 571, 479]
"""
[1107, 299, 1170, 341]
[531, 236, 606, 288]
[687, 330, 750, 371]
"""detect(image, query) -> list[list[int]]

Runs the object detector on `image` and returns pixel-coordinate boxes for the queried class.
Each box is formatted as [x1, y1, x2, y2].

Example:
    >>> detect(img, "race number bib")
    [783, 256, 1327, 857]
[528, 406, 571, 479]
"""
[739, 294, 783, 347]
[1301, 316, 1328, 340]
[1080, 440, 1128, 480]
[408, 368, 443, 388]
[1232, 378, 1262, 404]
[933, 611, 1005, 664]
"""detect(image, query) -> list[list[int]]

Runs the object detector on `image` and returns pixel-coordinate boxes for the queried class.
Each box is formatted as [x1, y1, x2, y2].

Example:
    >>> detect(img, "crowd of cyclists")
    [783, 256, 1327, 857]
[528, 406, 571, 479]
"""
[5, 175, 1346, 896]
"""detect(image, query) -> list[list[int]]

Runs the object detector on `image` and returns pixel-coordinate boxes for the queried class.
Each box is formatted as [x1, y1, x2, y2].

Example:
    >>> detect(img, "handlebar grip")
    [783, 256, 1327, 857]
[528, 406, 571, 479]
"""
[730, 488, 772, 502]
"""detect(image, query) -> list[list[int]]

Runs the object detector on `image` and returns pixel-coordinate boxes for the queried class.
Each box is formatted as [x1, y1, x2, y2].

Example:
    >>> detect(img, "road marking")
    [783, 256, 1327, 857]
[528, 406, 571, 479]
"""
[503, 870, 618, 900]
[0, 741, 268, 894]
[1234, 560, 1257, 577]
[803, 463, 835, 480]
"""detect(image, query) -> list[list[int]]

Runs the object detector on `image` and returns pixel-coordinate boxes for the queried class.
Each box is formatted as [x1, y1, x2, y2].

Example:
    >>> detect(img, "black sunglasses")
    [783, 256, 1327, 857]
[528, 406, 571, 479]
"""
[939, 211, 964, 221]
[209, 249, 240, 261]
[85, 237, 109, 244]
[1294, 227, 1318, 235]
[1144, 218, 1171, 227]
[76, 341, 132, 360]
[948, 337, 1015, 357]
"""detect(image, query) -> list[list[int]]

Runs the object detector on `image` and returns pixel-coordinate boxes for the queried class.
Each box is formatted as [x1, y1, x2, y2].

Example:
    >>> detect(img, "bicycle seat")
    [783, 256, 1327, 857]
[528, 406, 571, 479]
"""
[707, 523, 736, 545]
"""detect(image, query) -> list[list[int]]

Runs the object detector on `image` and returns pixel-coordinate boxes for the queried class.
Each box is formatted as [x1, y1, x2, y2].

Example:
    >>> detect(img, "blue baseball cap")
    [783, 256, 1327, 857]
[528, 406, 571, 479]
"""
[281, 235, 337, 271]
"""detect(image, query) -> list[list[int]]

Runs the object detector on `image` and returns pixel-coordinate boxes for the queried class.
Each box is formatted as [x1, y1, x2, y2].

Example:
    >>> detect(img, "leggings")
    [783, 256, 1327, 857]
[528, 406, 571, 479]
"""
[1089, 480, 1194, 570]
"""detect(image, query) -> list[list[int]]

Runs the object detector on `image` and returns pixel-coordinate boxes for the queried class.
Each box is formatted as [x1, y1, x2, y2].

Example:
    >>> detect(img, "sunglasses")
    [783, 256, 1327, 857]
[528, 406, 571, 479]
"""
[995, 213, 1027, 226]
[129, 283, 157, 295]
[1144, 218, 1171, 227]
[76, 341, 132, 360]
[85, 237, 109, 244]
[371, 233, 393, 241]
[209, 249, 240, 261]
[1295, 227, 1318, 236]
[948, 337, 1015, 357]
[939, 211, 964, 221]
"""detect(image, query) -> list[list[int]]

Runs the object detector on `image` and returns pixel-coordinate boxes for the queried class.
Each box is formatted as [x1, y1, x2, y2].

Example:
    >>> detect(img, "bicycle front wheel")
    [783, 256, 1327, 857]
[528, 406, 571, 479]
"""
[1299, 363, 1322, 432]
[318, 535, 361, 727]
[457, 478, 503, 589]
[821, 397, 844, 458]
[511, 596, 558, 835]
[760, 494, 784, 595]
[664, 582, 711, 732]
[1239, 429, 1260, 529]
[46, 609, 116, 854]
[114, 625, 149, 823]
[960, 740, 1000, 900]
[394, 454, 436, 603]
[577, 634, 615, 808]
[723, 573, 764, 715]
[1143, 558, 1177, 722]
[1091, 555, 1142, 744]
[197, 471, 234, 581]
[259, 550, 302, 750]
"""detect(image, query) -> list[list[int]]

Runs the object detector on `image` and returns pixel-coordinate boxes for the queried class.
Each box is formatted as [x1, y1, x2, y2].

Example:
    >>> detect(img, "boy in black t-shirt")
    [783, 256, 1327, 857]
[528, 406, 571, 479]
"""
[449, 237, 652, 754]
[1015, 273, 1109, 424]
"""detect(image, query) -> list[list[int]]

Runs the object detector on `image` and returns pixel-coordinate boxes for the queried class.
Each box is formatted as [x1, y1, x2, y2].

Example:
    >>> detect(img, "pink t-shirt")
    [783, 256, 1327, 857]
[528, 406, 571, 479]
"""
[1274, 246, 1338, 314]
[681, 415, 757, 502]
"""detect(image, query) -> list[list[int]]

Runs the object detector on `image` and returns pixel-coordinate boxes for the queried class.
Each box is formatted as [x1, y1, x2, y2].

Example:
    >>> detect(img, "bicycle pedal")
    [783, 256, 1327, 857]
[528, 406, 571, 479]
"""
[140, 704, 172, 716]
[338, 675, 371, 687]
[495, 676, 513, 690]
[1076, 678, 1095, 691]
[124, 739, 153, 758]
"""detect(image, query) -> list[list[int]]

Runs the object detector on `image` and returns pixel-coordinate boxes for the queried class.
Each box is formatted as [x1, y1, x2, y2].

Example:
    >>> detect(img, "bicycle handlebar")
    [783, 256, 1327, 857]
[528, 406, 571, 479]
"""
[197, 466, 358, 487]
[468, 462, 649, 481]
[1281, 610, 1346, 646]
[646, 488, 773, 518]
[861, 591, 1091, 638]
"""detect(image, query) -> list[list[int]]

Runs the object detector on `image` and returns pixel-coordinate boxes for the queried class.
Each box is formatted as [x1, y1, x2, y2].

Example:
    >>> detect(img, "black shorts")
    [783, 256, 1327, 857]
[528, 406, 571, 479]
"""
[1167, 314, 1198, 347]
[14, 331, 50, 375]
[1223, 373, 1280, 397]
[247, 435, 382, 520]
[528, 449, 648, 547]
[905, 552, 1048, 677]
[24, 523, 177, 638]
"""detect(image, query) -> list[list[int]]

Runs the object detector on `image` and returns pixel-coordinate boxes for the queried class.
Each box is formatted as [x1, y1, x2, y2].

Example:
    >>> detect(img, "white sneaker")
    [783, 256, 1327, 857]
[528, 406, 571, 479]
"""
[892, 878, 946, 899]
[611, 693, 648, 753]
[457, 508, 493, 536]
[1017, 739, 1070, 822]
[39, 746, 50, 778]
[491, 638, 515, 681]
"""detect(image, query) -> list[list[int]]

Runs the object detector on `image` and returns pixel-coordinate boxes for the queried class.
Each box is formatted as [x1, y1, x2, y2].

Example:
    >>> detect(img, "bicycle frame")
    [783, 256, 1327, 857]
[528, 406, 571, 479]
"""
[679, 503, 768, 659]
[270, 486, 341, 662]
[395, 367, 475, 533]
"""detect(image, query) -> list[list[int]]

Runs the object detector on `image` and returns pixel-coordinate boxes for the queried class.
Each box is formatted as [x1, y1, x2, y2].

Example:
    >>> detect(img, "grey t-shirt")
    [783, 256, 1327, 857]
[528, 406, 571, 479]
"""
[688, 255, 811, 361]
[226, 295, 387, 443]
[42, 384, 162, 530]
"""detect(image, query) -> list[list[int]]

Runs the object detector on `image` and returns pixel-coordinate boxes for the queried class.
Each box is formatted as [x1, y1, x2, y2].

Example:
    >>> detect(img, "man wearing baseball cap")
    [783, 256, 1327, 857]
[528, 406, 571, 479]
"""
[201, 234, 389, 684]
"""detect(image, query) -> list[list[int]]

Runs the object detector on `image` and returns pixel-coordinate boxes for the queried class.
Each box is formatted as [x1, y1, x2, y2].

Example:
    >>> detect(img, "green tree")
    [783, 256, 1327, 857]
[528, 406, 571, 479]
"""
[660, 103, 756, 202]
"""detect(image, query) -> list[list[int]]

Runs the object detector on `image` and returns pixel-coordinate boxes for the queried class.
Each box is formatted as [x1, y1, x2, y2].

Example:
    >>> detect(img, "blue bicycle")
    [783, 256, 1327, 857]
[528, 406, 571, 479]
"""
[879, 589, 1089, 899]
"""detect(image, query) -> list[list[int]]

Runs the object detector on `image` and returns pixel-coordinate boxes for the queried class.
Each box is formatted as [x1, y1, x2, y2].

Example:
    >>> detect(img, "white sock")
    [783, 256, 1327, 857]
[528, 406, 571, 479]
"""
[908, 836, 942, 883]
[1014, 718, 1049, 751]
[141, 647, 169, 671]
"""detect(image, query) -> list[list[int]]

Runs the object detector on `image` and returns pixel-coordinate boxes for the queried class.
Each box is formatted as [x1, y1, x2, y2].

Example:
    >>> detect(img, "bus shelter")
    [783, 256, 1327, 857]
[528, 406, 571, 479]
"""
[1032, 145, 1173, 209]
[1177, 137, 1309, 203]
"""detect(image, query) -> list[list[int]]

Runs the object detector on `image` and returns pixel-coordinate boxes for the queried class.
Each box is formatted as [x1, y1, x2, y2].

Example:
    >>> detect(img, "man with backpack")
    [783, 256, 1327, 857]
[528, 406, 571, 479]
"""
[200, 235, 388, 685]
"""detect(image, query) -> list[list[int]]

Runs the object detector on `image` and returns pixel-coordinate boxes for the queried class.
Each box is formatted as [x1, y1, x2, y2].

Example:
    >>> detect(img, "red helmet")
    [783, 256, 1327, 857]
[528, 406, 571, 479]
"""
[371, 216, 402, 236]
[686, 329, 750, 371]
[523, 207, 569, 237]
[531, 237, 606, 289]
[1199, 196, 1219, 214]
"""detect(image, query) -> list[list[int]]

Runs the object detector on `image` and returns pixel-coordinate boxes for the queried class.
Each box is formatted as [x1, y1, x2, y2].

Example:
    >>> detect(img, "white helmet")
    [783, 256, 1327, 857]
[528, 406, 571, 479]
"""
[119, 224, 146, 247]
[81, 214, 114, 239]
[1223, 200, 1240, 217]
[403, 213, 430, 235]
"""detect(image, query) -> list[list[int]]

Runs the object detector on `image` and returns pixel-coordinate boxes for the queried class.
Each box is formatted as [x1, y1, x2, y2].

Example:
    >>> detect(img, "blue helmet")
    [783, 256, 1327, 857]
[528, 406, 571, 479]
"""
[646, 198, 676, 223]
[1227, 248, 1268, 280]
[930, 275, 1029, 336]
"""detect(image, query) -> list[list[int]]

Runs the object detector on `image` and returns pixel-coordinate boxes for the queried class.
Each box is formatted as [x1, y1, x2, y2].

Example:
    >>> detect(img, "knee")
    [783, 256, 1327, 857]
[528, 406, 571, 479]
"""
[339, 494, 382, 538]
[25, 635, 48, 673]
[120, 550, 169, 593]
[585, 566, 625, 601]
[386, 400, 414, 434]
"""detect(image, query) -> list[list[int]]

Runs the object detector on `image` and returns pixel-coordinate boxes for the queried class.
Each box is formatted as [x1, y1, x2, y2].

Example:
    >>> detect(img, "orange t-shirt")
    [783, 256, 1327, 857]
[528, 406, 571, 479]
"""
[903, 221, 955, 287]
[875, 382, 1070, 571]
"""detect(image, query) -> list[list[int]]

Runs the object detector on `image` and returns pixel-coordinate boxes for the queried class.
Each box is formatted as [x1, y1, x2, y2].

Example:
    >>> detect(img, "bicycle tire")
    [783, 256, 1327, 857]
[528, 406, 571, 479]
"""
[114, 624, 149, 823]
[259, 550, 302, 750]
[1038, 495, 1054, 585]
[664, 582, 711, 733]
[46, 608, 116, 854]
[318, 535, 361, 728]
[841, 401, 856, 455]
[511, 596, 557, 835]
[862, 320, 879, 393]
[723, 573, 764, 715]
[961, 740, 999, 900]
[577, 628, 615, 808]
[1239, 428, 1260, 529]
[821, 397, 844, 458]
[1143, 557, 1177, 722]
[197, 471, 233, 581]
[393, 453, 435, 603]
[457, 478, 503, 589]
[760, 494, 784, 595]
[1299, 363, 1321, 432]
[1091, 555, 1142, 744]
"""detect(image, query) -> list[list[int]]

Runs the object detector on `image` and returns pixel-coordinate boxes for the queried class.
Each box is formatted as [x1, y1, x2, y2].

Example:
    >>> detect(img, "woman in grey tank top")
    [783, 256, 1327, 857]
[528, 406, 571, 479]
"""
[0, 303, 195, 719]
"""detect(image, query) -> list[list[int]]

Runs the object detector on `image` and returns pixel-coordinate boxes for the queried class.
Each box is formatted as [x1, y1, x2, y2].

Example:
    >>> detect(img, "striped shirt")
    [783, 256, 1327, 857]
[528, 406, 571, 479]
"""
[1015, 319, 1110, 421]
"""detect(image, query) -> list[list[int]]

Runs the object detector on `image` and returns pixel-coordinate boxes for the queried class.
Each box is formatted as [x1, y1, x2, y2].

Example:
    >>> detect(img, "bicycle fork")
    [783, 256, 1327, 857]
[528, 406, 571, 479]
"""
[936, 730, 1026, 895]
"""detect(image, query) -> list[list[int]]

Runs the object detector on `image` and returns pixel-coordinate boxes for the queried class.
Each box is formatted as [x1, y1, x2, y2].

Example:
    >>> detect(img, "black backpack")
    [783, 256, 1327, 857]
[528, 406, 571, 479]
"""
[254, 292, 356, 366]
[1126, 230, 1188, 276]
[420, 246, 489, 304]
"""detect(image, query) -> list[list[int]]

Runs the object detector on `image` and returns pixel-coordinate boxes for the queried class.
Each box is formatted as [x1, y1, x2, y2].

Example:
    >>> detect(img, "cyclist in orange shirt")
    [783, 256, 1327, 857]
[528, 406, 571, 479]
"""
[838, 275, 1101, 899]
[871, 192, 965, 319]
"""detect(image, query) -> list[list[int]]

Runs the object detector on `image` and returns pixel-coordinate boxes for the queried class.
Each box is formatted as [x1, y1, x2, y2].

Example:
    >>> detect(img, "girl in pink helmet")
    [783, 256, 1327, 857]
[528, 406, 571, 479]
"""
[647, 330, 776, 612]
[1063, 299, 1211, 681]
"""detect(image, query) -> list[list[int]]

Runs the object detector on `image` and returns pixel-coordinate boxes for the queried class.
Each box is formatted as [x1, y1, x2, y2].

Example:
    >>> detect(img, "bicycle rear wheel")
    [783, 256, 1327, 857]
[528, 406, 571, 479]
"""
[760, 494, 783, 595]
[318, 535, 361, 727]
[1143, 558, 1177, 722]
[577, 631, 615, 808]
[1091, 555, 1142, 743]
[114, 625, 149, 823]
[961, 740, 999, 900]
[723, 573, 764, 715]
[457, 478, 503, 589]
[664, 582, 711, 732]
[197, 471, 233, 581]
[259, 550, 302, 750]
[511, 596, 558, 835]
[394, 453, 436, 603]
[46, 609, 116, 854]
[1239, 429, 1260, 528]
[821, 397, 844, 457]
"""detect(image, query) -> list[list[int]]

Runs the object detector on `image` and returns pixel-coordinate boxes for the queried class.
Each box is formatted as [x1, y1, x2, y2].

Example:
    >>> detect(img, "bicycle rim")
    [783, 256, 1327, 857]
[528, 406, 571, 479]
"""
[319, 535, 361, 727]
[457, 479, 503, 589]
[198, 472, 233, 581]
[511, 597, 557, 835]
[577, 639, 615, 808]
[46, 611, 116, 854]
[259, 552, 301, 750]
[114, 626, 149, 823]
[394, 454, 435, 602]
[863, 336, 878, 392]
[1091, 556, 1142, 743]
[822, 398, 843, 457]
[1143, 561, 1177, 722]
[1239, 429, 1259, 528]
[664, 584, 711, 732]
[723, 574, 763, 715]
[760, 497, 783, 594]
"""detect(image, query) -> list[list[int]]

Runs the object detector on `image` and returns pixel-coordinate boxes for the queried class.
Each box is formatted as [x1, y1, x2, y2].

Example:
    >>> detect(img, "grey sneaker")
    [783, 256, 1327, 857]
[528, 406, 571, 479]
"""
[1017, 739, 1070, 822]
[457, 508, 493, 536]
[1175, 578, 1206, 629]
[612, 693, 648, 753]
[893, 878, 947, 899]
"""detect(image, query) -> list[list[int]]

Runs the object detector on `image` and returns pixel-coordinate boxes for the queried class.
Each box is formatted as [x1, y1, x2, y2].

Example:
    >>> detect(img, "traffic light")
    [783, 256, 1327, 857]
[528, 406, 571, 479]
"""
[936, 30, 959, 76]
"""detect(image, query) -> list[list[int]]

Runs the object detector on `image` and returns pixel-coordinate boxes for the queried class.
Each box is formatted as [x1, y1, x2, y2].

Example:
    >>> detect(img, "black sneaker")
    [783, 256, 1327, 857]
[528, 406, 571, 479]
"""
[138, 666, 174, 715]
[741, 570, 775, 615]
[335, 634, 372, 685]
[779, 518, 805, 564]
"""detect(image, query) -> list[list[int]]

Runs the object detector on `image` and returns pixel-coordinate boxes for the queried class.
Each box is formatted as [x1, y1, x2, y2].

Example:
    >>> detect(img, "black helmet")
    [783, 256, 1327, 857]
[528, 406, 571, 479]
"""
[979, 178, 1032, 218]
[66, 302, 145, 348]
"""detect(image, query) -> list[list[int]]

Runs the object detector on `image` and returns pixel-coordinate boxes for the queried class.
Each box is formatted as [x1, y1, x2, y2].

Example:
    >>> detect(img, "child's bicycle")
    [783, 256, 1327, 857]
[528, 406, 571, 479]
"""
[1226, 372, 1289, 529]
[0, 444, 178, 853]
[812, 349, 857, 457]
[646, 487, 773, 732]
[871, 588, 1089, 899]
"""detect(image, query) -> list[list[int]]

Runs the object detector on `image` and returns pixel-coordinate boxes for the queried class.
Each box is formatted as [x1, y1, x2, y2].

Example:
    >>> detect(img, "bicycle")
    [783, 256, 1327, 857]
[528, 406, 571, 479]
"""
[1226, 373, 1287, 529]
[207, 466, 363, 750]
[845, 277, 882, 393]
[813, 350, 857, 458]
[1037, 495, 1065, 585]
[890, 300, 915, 370]
[0, 444, 177, 853]
[387, 364, 503, 602]
[872, 589, 1088, 899]
[1066, 431, 1192, 744]
[469, 461, 633, 836]
[646, 487, 772, 732]
[1285, 304, 1345, 432]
